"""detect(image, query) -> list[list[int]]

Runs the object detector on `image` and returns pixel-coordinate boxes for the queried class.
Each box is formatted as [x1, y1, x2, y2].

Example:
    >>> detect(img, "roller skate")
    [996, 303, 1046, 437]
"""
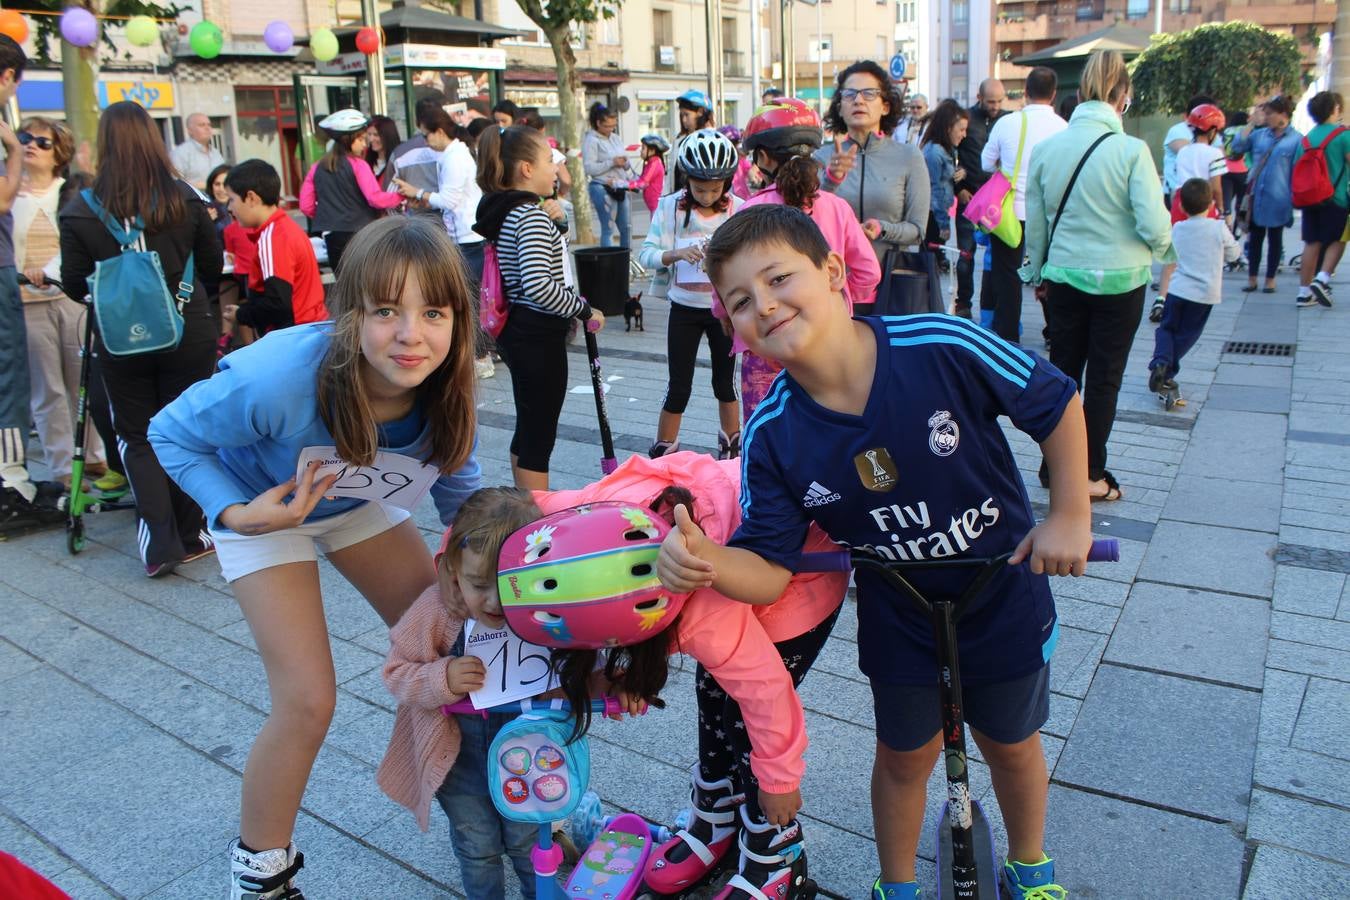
[229, 838, 305, 899]
[717, 430, 741, 461]
[642, 771, 743, 896]
[649, 439, 680, 459]
[1148, 297, 1165, 323]
[713, 809, 816, 900]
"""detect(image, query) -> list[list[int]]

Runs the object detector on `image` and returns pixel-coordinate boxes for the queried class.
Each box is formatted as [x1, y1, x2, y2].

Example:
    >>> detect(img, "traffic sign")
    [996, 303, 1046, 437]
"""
[889, 53, 906, 80]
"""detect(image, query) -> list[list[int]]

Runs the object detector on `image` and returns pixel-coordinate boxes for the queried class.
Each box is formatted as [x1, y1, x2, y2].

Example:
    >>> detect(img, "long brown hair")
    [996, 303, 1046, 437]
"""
[93, 101, 186, 231]
[321, 131, 362, 173]
[439, 487, 542, 619]
[317, 217, 477, 472]
[476, 125, 549, 193]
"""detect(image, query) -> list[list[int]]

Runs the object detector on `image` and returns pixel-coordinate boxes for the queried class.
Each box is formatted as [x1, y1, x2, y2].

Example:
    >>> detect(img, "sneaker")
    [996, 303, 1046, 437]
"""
[1297, 293, 1318, 308]
[1148, 362, 1169, 394]
[1002, 856, 1067, 900]
[1311, 280, 1334, 307]
[872, 878, 920, 899]
[93, 470, 128, 493]
[649, 439, 680, 459]
[182, 533, 216, 565]
[717, 430, 741, 460]
[474, 356, 495, 379]
[145, 560, 180, 578]
[0, 486, 65, 537]
[1148, 299, 1165, 323]
[229, 838, 305, 900]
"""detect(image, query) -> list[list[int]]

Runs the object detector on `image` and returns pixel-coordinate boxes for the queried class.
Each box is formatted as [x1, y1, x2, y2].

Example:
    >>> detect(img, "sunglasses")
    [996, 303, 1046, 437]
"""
[18, 132, 53, 150]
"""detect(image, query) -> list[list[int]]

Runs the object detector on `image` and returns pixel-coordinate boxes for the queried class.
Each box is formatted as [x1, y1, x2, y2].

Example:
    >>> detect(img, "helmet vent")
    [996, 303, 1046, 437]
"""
[630, 562, 653, 577]
[533, 577, 559, 592]
[624, 528, 655, 541]
[635, 597, 664, 611]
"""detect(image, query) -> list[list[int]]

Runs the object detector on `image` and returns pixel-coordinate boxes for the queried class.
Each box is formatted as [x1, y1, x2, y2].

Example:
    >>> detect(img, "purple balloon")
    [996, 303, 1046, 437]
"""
[263, 20, 293, 54]
[60, 7, 98, 48]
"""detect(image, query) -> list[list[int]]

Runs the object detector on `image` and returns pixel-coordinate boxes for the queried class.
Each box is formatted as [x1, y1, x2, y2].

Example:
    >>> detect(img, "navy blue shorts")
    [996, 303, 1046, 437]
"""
[870, 664, 1051, 752]
[1301, 201, 1349, 245]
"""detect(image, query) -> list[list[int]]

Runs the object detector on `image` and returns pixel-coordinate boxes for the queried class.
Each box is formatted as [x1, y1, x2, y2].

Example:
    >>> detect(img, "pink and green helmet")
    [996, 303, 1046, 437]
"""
[498, 502, 688, 649]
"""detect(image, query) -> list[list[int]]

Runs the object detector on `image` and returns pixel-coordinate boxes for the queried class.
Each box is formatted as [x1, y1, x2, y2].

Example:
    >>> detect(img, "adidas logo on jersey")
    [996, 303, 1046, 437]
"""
[803, 481, 842, 508]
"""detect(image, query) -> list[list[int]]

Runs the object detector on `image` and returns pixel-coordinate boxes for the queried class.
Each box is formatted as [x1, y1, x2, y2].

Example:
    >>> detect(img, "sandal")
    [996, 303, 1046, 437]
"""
[1242, 282, 1258, 292]
[1089, 471, 1123, 503]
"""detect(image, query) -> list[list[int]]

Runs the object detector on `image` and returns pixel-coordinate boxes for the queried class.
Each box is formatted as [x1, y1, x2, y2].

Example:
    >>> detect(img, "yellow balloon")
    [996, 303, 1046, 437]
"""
[125, 15, 158, 48]
[310, 28, 338, 62]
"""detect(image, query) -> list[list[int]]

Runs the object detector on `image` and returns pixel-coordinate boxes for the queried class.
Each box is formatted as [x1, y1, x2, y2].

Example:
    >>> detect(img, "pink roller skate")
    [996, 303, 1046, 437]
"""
[642, 771, 743, 895]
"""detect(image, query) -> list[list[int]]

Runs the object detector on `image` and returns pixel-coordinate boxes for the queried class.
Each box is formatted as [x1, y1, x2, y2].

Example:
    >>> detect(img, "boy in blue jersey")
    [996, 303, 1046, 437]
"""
[658, 205, 1093, 900]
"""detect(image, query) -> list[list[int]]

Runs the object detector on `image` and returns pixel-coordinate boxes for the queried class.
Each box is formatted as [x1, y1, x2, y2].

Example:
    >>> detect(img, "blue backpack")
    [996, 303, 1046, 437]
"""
[487, 707, 591, 824]
[81, 189, 193, 356]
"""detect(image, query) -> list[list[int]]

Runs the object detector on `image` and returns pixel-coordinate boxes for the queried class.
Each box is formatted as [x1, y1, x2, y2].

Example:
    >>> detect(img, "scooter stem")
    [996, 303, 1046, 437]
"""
[933, 597, 981, 899]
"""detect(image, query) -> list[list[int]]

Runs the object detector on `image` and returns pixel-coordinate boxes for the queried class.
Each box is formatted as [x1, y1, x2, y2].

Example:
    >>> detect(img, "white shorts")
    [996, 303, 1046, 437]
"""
[210, 502, 412, 583]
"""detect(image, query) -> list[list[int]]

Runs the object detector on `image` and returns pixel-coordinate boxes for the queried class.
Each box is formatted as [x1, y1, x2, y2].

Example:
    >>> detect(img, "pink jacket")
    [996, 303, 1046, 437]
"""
[534, 452, 847, 793]
[741, 185, 881, 307]
[299, 156, 403, 219]
[630, 157, 665, 214]
[377, 585, 467, 831]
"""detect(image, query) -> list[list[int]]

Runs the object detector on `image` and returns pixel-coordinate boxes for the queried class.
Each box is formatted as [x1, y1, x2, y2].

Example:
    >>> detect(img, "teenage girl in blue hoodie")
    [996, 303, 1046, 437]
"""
[148, 217, 482, 900]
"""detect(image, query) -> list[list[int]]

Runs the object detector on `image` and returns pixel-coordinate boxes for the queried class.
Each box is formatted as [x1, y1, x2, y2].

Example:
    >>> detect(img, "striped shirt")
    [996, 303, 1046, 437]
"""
[496, 203, 585, 318]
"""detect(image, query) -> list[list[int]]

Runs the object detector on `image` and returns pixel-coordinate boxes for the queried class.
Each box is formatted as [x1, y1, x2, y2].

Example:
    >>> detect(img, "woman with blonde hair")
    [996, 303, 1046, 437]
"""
[1022, 50, 1175, 502]
[15, 116, 107, 488]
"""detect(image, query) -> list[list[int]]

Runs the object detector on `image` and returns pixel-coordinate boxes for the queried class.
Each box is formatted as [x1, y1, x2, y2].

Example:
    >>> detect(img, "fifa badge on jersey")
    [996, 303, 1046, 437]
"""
[854, 447, 898, 492]
[928, 410, 960, 457]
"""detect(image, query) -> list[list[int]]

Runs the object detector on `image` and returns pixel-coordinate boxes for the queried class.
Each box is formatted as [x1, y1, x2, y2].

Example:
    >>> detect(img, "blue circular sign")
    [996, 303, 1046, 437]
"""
[889, 53, 907, 80]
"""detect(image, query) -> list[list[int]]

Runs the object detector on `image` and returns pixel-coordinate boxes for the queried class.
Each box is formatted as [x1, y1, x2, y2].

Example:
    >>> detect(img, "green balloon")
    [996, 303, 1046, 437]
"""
[189, 21, 223, 59]
[310, 28, 338, 62]
[125, 15, 158, 48]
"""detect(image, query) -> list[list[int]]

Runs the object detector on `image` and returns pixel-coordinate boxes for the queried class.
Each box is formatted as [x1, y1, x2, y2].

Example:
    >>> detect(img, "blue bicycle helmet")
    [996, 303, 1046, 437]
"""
[677, 89, 713, 113]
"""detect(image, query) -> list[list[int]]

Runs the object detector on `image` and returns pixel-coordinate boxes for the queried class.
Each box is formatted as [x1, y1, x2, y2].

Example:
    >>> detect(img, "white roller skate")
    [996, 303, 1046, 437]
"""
[229, 838, 304, 900]
[713, 808, 817, 900]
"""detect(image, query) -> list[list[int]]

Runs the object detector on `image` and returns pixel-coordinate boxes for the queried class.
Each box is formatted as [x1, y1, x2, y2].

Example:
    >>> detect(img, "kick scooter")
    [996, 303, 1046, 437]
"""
[800, 538, 1119, 899]
[15, 276, 131, 554]
[583, 316, 619, 475]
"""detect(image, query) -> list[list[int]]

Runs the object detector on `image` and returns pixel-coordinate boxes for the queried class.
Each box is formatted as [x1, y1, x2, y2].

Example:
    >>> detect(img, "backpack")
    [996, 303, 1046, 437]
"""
[479, 241, 510, 338]
[1291, 126, 1349, 209]
[486, 707, 591, 823]
[81, 189, 192, 356]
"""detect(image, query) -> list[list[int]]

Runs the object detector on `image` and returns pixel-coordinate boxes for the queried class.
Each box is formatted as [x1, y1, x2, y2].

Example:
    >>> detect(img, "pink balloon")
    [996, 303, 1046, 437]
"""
[60, 7, 99, 48]
[263, 20, 293, 54]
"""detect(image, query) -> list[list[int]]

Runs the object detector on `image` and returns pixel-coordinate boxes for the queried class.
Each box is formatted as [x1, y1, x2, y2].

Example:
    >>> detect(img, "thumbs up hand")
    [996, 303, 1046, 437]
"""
[657, 504, 716, 593]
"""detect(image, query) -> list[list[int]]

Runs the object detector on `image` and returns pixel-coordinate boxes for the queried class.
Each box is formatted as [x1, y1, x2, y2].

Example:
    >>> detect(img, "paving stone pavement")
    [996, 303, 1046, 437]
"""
[2, 245, 1349, 899]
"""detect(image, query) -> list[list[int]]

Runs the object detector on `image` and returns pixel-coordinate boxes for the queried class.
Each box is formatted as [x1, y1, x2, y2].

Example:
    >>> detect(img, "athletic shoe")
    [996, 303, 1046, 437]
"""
[872, 878, 920, 899]
[93, 470, 128, 493]
[182, 534, 216, 565]
[1311, 280, 1334, 307]
[1148, 299, 1165, 323]
[717, 430, 741, 460]
[0, 486, 65, 537]
[1002, 856, 1067, 900]
[230, 838, 305, 900]
[1297, 294, 1318, 308]
[145, 560, 180, 578]
[474, 356, 495, 379]
[649, 439, 680, 459]
[1148, 362, 1169, 394]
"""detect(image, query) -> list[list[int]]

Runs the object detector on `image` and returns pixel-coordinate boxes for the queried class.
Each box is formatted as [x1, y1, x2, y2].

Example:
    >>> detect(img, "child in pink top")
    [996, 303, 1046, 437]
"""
[533, 451, 847, 898]
[378, 487, 546, 897]
[731, 100, 882, 421]
[626, 134, 669, 214]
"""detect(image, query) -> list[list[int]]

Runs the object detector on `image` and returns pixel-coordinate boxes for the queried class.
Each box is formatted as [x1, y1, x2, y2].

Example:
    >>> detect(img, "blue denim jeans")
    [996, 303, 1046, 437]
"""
[587, 181, 631, 248]
[436, 711, 537, 899]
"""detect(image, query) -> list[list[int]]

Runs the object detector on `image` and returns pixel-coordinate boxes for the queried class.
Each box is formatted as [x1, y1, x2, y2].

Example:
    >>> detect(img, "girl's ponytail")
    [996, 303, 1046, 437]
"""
[774, 152, 821, 210]
[475, 125, 508, 192]
[476, 124, 548, 193]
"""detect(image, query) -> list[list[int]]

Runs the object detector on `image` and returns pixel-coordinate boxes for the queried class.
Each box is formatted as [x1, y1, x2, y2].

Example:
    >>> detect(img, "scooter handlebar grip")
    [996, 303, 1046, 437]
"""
[1087, 538, 1119, 562]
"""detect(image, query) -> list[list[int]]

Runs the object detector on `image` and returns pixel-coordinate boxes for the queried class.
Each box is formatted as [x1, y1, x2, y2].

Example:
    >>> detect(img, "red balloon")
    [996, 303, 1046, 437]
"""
[355, 27, 380, 55]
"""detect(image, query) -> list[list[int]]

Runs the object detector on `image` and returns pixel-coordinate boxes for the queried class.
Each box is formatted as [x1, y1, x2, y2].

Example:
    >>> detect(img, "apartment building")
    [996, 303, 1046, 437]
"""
[895, 0, 993, 104]
[763, 0, 908, 109]
[992, 0, 1334, 97]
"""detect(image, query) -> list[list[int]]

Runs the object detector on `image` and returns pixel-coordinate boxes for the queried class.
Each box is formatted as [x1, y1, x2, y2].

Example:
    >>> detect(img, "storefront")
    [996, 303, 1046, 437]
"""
[16, 72, 180, 144]
[501, 67, 629, 148]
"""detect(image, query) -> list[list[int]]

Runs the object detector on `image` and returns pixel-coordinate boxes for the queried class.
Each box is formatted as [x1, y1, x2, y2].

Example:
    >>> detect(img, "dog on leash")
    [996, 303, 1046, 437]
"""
[624, 291, 644, 332]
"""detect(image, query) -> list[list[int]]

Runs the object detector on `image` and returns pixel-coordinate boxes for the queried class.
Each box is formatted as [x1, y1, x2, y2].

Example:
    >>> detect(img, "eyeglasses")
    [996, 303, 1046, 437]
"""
[18, 132, 53, 150]
[840, 88, 883, 103]
[909, 104, 926, 110]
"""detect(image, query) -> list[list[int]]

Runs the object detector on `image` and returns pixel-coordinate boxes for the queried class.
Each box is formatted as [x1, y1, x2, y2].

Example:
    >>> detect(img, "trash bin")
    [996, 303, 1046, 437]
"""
[572, 246, 630, 316]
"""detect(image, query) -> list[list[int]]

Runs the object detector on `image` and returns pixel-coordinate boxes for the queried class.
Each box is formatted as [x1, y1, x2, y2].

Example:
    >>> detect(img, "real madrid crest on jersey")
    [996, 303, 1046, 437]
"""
[928, 410, 959, 457]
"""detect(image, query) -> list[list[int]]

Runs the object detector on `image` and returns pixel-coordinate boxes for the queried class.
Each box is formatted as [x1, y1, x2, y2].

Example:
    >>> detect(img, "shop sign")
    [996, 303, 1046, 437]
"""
[98, 80, 175, 110]
[385, 44, 506, 70]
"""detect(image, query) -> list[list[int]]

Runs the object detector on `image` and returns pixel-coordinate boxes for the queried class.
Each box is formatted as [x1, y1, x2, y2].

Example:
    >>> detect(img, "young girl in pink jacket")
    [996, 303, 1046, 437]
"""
[378, 487, 546, 898]
[626, 134, 669, 214]
[518, 451, 848, 900]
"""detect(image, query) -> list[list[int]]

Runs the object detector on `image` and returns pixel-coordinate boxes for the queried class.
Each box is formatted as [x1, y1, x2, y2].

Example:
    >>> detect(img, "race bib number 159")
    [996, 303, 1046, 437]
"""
[294, 445, 439, 511]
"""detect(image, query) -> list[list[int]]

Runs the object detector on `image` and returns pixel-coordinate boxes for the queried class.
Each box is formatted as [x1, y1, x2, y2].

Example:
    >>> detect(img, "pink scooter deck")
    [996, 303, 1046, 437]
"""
[564, 812, 652, 899]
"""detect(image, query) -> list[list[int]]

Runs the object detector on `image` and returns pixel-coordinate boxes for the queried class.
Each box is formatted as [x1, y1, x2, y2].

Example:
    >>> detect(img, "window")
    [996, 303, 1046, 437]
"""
[653, 9, 673, 46]
[951, 39, 968, 64]
[1126, 0, 1149, 17]
[952, 0, 968, 24]
[1169, 0, 1192, 11]
[599, 10, 620, 44]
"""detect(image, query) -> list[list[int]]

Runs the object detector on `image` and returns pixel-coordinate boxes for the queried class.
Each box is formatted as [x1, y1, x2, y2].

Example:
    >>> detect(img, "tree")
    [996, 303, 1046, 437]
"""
[10, 1, 182, 167]
[515, 0, 618, 243]
[1129, 22, 1303, 116]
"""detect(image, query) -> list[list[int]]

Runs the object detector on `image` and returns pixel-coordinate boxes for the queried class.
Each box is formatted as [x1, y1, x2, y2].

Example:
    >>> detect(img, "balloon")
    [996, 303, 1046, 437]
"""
[263, 20, 293, 54]
[59, 7, 98, 48]
[0, 10, 28, 44]
[125, 15, 159, 48]
[355, 26, 379, 56]
[309, 28, 338, 62]
[189, 20, 223, 59]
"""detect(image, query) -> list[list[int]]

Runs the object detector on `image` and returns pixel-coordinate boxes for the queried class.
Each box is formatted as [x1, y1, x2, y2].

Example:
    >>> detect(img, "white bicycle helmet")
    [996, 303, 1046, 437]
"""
[318, 109, 371, 135]
[677, 129, 738, 181]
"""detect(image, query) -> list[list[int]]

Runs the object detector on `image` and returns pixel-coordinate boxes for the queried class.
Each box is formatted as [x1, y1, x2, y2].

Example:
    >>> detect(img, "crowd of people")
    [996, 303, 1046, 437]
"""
[0, 25, 1340, 900]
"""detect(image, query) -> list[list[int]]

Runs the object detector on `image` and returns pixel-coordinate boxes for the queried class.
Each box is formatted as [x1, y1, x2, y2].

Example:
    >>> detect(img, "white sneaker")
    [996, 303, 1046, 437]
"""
[474, 356, 496, 379]
[229, 838, 304, 899]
